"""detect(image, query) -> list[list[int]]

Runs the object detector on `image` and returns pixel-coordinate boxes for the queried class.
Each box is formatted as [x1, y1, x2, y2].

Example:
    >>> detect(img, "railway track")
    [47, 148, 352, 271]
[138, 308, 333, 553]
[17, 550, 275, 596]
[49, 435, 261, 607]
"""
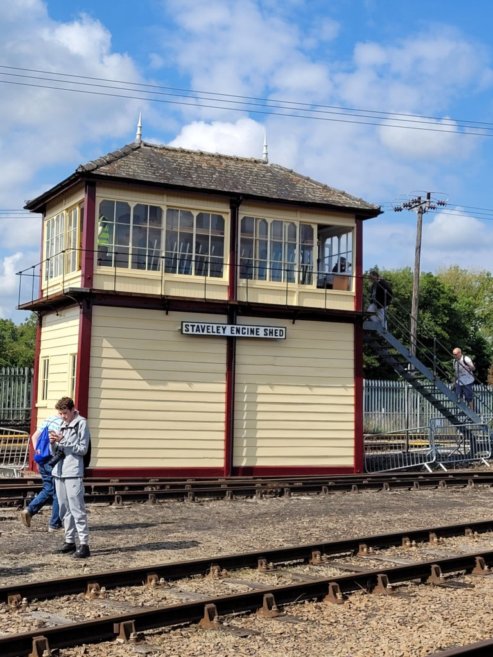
[1, 470, 493, 506]
[2, 518, 493, 656]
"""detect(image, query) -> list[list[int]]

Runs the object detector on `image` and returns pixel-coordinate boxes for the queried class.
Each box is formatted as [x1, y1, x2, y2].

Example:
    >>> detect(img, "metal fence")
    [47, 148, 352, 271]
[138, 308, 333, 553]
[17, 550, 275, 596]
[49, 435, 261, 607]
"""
[364, 379, 493, 433]
[0, 426, 30, 477]
[364, 420, 492, 473]
[0, 367, 33, 424]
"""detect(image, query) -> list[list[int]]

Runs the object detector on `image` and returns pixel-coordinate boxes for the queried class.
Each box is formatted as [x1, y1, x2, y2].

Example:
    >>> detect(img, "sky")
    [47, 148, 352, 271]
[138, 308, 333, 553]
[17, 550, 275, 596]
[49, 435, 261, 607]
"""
[2, 0, 493, 321]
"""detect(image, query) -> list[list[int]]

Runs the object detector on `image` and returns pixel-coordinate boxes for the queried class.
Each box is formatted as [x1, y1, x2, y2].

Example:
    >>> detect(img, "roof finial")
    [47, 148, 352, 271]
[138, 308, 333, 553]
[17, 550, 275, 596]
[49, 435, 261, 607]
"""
[263, 130, 269, 163]
[135, 112, 142, 145]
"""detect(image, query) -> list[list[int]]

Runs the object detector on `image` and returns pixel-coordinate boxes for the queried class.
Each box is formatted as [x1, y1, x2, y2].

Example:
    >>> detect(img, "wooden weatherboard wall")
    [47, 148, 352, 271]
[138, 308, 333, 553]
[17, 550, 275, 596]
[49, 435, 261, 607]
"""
[88, 307, 226, 469]
[233, 318, 355, 468]
[37, 307, 80, 423]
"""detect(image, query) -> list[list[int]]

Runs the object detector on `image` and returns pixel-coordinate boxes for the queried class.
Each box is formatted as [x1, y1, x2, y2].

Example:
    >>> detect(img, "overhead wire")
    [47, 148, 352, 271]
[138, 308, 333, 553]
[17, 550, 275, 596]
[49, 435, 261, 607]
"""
[1, 65, 493, 136]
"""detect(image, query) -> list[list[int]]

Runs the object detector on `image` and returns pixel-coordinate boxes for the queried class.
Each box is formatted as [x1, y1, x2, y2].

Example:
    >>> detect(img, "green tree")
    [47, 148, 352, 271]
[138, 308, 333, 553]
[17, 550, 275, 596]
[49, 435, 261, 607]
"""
[364, 268, 492, 382]
[0, 314, 36, 367]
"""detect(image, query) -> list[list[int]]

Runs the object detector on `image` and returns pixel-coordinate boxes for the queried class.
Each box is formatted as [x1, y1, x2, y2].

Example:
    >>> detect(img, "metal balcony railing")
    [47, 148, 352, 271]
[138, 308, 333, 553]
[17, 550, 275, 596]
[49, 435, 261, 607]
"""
[16, 247, 355, 309]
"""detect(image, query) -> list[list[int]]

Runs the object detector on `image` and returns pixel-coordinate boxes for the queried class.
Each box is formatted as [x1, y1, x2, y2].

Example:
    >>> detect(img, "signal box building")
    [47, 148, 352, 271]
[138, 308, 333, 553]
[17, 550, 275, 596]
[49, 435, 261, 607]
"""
[21, 140, 380, 476]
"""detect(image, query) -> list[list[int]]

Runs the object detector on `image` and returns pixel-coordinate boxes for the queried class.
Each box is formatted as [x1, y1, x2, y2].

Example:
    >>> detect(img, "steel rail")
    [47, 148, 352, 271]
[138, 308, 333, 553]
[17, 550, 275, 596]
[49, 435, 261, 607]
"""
[2, 548, 493, 657]
[2, 518, 493, 603]
[2, 471, 493, 503]
[428, 637, 493, 656]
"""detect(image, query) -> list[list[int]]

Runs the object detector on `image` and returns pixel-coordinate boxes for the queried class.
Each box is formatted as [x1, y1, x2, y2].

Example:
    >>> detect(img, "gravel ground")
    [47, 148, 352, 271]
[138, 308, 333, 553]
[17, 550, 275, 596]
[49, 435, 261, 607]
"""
[2, 485, 493, 656]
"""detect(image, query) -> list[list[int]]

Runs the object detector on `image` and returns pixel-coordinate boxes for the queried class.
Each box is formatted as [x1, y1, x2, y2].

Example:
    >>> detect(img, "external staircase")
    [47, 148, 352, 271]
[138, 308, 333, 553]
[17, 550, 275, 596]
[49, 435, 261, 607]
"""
[363, 319, 482, 427]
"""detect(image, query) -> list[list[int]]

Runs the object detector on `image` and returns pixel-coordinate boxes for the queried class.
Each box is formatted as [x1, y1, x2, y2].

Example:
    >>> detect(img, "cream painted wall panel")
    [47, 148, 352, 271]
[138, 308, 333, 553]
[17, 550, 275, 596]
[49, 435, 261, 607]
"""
[37, 307, 80, 420]
[234, 317, 354, 467]
[89, 307, 226, 468]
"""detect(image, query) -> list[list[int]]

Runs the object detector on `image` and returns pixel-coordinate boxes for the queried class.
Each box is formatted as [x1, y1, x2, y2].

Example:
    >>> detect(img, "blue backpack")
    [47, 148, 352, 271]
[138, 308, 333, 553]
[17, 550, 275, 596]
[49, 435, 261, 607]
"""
[34, 426, 51, 464]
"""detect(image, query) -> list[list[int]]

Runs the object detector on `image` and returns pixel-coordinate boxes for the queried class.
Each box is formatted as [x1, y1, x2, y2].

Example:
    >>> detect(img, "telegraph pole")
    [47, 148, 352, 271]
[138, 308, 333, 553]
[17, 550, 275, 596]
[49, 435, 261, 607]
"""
[394, 193, 446, 357]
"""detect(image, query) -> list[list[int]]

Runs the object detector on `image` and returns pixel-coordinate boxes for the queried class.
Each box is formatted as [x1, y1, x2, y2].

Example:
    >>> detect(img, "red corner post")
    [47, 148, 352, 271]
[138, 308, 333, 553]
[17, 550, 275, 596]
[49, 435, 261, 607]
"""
[353, 218, 364, 473]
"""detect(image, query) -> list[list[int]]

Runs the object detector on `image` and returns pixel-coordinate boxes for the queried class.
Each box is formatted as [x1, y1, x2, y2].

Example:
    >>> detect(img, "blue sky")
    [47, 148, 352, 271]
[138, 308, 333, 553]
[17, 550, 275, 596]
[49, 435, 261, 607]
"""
[2, 0, 493, 320]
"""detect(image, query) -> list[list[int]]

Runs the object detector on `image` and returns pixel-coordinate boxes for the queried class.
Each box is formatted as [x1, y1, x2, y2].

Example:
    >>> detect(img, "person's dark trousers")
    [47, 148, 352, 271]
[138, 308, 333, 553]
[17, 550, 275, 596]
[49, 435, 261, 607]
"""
[27, 461, 62, 528]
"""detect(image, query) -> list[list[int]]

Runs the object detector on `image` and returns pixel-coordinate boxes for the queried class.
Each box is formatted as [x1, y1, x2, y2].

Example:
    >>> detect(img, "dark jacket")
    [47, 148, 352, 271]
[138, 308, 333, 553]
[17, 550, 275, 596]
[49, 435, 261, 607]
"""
[371, 278, 392, 307]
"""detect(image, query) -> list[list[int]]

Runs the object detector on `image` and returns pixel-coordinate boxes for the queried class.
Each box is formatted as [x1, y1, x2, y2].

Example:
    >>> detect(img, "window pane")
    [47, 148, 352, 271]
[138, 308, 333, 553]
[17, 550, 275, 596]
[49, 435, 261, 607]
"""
[167, 208, 179, 229]
[116, 202, 131, 223]
[241, 216, 254, 236]
[271, 220, 282, 239]
[196, 212, 210, 231]
[211, 214, 224, 233]
[133, 204, 147, 225]
[179, 210, 193, 230]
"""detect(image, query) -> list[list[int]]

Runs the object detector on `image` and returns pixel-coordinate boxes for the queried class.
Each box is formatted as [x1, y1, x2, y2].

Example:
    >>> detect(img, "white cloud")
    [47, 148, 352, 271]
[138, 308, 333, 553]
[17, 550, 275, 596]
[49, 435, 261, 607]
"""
[168, 117, 265, 156]
[425, 209, 492, 250]
[0, 1, 144, 208]
[0, 252, 23, 293]
[377, 119, 469, 159]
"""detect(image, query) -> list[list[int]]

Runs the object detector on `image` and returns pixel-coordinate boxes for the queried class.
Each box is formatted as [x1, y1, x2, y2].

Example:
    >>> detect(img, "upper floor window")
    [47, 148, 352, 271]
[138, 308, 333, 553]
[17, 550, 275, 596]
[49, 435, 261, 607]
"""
[239, 216, 314, 284]
[98, 200, 225, 278]
[317, 227, 353, 290]
[165, 209, 225, 277]
[44, 205, 81, 281]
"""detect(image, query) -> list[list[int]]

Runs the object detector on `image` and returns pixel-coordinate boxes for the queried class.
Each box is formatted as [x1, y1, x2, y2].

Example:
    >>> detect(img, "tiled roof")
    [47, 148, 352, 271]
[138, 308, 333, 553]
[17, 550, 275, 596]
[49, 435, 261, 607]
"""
[76, 142, 379, 213]
[26, 142, 380, 215]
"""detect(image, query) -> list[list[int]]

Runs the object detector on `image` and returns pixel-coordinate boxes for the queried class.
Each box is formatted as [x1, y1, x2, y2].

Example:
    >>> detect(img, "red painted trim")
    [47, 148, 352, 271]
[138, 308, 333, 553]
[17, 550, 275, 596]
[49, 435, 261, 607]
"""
[38, 214, 45, 298]
[224, 310, 236, 477]
[81, 182, 96, 288]
[86, 465, 355, 477]
[75, 300, 92, 417]
[354, 218, 363, 312]
[232, 466, 355, 476]
[28, 316, 42, 470]
[228, 198, 240, 301]
[87, 467, 225, 478]
[353, 322, 364, 473]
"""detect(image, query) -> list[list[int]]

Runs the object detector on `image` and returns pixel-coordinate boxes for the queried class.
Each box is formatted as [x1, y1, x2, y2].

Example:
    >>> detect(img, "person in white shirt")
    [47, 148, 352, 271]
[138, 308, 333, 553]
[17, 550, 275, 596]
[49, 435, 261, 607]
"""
[452, 347, 475, 409]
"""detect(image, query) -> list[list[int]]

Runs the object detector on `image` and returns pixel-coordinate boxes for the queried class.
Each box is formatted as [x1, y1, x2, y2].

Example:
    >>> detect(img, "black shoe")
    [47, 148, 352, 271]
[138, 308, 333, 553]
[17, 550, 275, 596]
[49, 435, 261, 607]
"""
[73, 544, 90, 559]
[57, 542, 76, 554]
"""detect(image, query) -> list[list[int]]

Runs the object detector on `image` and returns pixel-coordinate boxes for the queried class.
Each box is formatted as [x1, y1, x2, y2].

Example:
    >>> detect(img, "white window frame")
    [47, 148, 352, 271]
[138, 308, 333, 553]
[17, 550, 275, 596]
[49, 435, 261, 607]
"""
[44, 205, 81, 281]
[68, 353, 77, 399]
[239, 216, 315, 284]
[97, 199, 226, 278]
[40, 357, 49, 401]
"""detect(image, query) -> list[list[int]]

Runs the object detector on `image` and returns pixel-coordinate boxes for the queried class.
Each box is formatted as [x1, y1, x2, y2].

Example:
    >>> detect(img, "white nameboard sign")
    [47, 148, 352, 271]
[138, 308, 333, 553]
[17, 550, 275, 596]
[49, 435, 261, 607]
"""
[181, 322, 286, 339]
